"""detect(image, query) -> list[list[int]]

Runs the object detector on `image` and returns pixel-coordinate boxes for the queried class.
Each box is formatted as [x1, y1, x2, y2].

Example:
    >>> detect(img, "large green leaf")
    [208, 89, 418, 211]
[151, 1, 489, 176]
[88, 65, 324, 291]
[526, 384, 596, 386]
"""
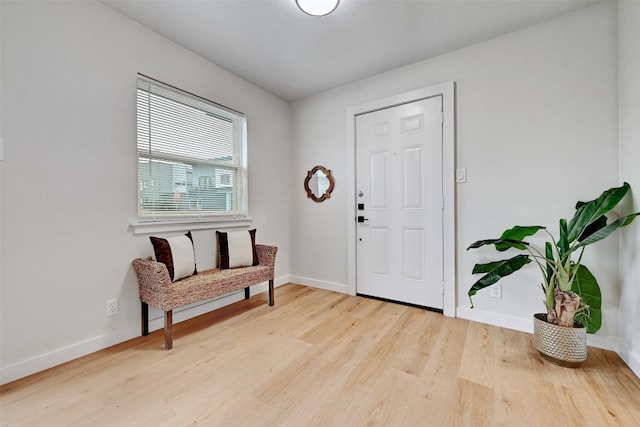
[467, 226, 544, 252]
[544, 241, 554, 284]
[472, 261, 507, 274]
[574, 212, 640, 249]
[571, 264, 602, 333]
[468, 255, 531, 306]
[467, 239, 529, 251]
[495, 226, 545, 251]
[566, 183, 630, 243]
[544, 242, 556, 308]
[558, 218, 569, 259]
[577, 212, 608, 242]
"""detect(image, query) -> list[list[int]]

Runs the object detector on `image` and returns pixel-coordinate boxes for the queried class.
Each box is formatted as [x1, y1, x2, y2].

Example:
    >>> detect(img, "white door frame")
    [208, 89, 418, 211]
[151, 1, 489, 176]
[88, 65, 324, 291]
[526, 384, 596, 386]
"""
[346, 82, 456, 317]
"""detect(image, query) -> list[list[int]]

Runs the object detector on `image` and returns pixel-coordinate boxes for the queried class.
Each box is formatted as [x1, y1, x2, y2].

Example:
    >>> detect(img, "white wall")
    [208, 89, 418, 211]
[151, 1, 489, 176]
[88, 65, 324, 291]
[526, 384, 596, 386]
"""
[0, 1, 291, 384]
[618, 0, 640, 376]
[291, 2, 621, 345]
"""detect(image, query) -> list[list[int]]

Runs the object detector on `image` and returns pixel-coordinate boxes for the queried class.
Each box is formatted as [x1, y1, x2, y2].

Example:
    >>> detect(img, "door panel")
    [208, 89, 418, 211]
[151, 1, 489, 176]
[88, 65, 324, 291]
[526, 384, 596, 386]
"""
[370, 227, 389, 275]
[370, 151, 388, 209]
[403, 227, 424, 281]
[403, 146, 424, 209]
[355, 96, 443, 309]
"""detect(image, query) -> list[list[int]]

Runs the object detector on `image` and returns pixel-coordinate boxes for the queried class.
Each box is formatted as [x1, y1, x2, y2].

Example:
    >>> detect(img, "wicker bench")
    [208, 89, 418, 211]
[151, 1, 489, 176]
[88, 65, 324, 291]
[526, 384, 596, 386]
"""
[132, 244, 277, 349]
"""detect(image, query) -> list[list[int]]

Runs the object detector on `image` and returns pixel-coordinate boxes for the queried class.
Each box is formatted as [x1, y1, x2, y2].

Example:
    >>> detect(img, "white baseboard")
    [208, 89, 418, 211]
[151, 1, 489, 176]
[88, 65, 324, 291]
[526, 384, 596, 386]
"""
[585, 334, 618, 352]
[616, 347, 640, 379]
[456, 307, 533, 334]
[288, 275, 348, 294]
[0, 277, 289, 385]
[626, 351, 640, 379]
[0, 326, 139, 385]
[456, 306, 618, 352]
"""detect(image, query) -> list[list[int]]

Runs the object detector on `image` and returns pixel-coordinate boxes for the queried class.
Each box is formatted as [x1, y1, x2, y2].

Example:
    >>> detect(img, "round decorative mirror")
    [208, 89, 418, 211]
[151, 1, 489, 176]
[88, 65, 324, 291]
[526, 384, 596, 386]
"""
[304, 165, 335, 202]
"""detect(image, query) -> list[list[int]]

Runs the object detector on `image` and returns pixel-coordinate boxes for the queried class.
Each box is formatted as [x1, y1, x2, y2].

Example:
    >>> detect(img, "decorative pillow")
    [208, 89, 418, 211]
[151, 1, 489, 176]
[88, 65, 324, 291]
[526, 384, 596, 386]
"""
[217, 229, 258, 269]
[150, 231, 197, 282]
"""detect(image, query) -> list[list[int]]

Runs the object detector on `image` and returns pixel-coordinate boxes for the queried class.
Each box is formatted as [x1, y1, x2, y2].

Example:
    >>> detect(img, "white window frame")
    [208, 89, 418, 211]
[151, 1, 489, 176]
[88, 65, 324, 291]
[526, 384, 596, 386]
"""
[131, 74, 250, 234]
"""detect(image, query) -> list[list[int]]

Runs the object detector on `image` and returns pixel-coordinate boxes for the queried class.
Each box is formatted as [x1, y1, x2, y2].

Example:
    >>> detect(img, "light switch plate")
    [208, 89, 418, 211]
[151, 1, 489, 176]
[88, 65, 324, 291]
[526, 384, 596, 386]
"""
[456, 168, 467, 183]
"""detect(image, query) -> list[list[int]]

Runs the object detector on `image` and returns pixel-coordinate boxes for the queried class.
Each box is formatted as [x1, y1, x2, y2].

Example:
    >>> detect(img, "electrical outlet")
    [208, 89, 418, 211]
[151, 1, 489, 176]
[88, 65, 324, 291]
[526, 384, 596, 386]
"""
[491, 285, 502, 299]
[106, 299, 118, 317]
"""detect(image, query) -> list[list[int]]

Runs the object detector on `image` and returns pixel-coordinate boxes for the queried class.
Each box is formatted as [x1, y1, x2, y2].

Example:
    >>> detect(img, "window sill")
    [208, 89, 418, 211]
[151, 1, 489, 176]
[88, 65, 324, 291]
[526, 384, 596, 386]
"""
[130, 217, 252, 235]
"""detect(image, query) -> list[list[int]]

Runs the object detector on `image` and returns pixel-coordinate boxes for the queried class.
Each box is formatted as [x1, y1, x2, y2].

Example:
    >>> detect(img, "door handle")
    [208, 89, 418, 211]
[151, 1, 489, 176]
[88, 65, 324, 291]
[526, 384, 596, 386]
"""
[357, 216, 369, 223]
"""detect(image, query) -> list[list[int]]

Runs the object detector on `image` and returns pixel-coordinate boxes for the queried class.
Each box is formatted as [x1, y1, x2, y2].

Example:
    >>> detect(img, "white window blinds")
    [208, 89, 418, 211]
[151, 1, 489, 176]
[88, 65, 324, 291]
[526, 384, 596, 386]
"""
[136, 75, 247, 220]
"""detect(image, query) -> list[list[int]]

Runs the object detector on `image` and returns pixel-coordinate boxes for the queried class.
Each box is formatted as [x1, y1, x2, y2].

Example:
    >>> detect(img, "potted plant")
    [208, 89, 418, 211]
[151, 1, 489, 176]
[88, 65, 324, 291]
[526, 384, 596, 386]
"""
[467, 182, 639, 367]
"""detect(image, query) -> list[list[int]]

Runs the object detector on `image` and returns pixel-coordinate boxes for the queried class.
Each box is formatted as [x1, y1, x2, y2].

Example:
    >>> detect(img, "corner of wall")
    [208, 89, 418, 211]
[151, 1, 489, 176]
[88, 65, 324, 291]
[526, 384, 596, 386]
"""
[617, 0, 640, 379]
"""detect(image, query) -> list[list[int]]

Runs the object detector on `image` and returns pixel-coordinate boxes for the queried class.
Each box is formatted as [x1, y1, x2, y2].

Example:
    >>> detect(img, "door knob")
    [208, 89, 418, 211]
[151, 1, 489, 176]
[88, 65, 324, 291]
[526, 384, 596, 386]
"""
[357, 216, 369, 223]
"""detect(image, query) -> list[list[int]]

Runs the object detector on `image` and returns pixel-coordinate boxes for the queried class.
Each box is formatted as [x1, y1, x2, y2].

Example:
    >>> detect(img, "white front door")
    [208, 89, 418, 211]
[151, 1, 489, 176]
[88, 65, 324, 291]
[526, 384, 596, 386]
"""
[355, 96, 443, 309]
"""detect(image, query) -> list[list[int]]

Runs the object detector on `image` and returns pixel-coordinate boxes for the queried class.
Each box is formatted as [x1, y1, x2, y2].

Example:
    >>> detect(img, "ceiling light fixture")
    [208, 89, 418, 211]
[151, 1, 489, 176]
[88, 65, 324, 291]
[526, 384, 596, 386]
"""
[296, 0, 340, 17]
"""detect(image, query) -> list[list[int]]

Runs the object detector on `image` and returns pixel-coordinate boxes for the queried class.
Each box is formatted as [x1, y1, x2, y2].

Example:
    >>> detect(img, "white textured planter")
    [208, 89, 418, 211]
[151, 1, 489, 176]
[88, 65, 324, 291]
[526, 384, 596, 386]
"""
[533, 313, 587, 368]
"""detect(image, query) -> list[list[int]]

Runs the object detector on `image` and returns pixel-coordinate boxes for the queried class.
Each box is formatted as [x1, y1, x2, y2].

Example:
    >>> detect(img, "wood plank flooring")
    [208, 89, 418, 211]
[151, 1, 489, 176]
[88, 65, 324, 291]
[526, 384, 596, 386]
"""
[2, 284, 640, 426]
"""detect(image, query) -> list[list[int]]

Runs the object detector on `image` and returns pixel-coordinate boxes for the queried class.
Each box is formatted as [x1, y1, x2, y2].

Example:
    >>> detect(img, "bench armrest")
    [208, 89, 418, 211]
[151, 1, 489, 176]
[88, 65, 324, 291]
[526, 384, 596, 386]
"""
[132, 258, 172, 306]
[256, 244, 278, 269]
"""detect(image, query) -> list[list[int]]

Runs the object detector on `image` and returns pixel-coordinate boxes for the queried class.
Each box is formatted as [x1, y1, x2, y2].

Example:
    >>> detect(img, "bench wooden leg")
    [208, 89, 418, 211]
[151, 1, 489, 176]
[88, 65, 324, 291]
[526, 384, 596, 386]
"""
[141, 302, 149, 336]
[164, 310, 173, 350]
[269, 279, 274, 306]
[244, 286, 250, 300]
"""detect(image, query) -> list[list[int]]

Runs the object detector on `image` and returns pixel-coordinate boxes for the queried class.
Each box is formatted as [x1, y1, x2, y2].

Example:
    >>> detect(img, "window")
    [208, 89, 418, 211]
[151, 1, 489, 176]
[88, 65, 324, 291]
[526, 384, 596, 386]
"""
[136, 75, 247, 221]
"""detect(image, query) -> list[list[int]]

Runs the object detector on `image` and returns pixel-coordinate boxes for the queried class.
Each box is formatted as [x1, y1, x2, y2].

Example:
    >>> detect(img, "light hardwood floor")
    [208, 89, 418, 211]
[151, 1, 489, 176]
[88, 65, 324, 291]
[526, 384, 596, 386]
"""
[2, 284, 639, 426]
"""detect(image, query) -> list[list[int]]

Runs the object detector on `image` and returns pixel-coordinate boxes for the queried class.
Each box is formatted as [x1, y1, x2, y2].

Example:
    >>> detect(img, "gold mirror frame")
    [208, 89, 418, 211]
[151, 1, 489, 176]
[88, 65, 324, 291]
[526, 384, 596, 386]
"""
[304, 165, 335, 202]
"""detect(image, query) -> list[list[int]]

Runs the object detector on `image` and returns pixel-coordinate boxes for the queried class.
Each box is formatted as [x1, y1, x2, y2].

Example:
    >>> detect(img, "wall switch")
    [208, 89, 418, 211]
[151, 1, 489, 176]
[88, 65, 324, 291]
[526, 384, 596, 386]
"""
[106, 299, 118, 317]
[456, 168, 467, 183]
[490, 285, 502, 299]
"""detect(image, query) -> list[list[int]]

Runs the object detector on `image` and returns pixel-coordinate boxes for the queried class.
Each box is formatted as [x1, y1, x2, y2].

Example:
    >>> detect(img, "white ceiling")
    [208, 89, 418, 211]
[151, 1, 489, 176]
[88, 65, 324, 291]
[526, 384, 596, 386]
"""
[103, 0, 599, 101]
